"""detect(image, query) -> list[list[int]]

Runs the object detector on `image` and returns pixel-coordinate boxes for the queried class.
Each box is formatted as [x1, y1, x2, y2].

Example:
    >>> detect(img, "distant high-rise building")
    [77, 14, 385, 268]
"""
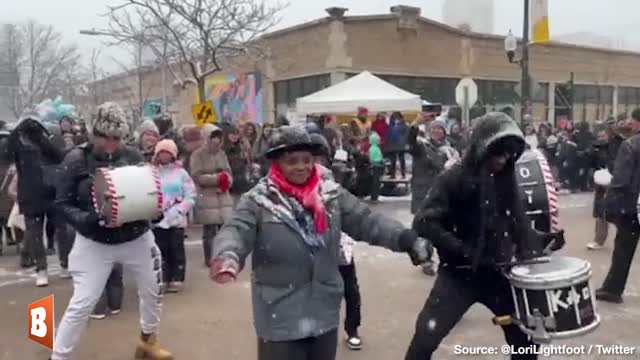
[442, 0, 494, 34]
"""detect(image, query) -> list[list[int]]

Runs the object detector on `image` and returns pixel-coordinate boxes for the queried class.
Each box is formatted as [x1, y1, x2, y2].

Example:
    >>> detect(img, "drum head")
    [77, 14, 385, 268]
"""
[93, 169, 114, 222]
[510, 256, 590, 284]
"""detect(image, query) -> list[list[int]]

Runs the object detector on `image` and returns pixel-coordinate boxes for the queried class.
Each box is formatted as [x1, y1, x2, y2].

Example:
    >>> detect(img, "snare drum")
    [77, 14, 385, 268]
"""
[92, 165, 163, 227]
[508, 256, 600, 343]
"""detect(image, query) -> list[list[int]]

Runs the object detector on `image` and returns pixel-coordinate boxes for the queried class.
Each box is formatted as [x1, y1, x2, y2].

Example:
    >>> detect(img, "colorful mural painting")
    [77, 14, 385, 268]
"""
[205, 72, 264, 124]
[143, 98, 167, 118]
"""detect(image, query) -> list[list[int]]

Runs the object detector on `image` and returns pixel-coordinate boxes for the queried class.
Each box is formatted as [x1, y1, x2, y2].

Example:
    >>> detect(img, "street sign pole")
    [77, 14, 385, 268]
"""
[520, 0, 531, 125]
[463, 86, 470, 127]
[456, 77, 478, 126]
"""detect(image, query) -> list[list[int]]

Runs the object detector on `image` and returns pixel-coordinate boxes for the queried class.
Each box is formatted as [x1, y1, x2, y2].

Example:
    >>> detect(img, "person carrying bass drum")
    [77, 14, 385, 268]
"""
[406, 112, 564, 360]
[51, 102, 172, 360]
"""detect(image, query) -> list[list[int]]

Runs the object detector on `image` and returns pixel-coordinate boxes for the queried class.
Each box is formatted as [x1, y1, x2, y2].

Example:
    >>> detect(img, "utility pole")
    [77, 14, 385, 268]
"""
[520, 0, 531, 122]
[569, 71, 575, 121]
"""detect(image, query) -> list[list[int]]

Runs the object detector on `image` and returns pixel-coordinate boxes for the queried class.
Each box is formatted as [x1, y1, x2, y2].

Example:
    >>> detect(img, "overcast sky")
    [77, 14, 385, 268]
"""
[3, 0, 639, 72]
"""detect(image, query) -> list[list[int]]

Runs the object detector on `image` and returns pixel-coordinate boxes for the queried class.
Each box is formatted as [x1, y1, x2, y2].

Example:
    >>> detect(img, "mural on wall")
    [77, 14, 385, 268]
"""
[205, 72, 264, 124]
[143, 98, 167, 118]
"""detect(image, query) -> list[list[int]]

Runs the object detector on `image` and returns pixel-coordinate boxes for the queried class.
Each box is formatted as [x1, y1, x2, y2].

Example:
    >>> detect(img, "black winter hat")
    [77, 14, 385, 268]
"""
[309, 133, 331, 157]
[265, 125, 323, 159]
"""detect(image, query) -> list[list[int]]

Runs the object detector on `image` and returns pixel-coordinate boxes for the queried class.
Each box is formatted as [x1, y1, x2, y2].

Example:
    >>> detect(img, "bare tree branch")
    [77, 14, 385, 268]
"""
[102, 0, 286, 102]
[0, 21, 81, 118]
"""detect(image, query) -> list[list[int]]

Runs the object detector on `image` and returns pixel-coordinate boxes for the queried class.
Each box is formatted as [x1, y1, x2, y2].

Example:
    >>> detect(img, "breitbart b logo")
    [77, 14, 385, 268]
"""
[28, 295, 54, 350]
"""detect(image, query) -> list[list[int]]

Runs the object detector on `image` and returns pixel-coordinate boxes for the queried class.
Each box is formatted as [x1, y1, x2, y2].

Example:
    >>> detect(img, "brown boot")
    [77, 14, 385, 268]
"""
[134, 333, 173, 360]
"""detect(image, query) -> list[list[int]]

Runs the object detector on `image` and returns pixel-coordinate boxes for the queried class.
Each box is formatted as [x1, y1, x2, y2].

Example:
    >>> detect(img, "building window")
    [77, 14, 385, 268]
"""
[599, 86, 614, 104]
[575, 85, 614, 105]
[477, 80, 519, 105]
[532, 83, 548, 103]
[618, 87, 639, 107]
[584, 85, 599, 103]
[288, 78, 303, 104]
[376, 75, 460, 105]
[574, 85, 587, 105]
[619, 87, 629, 107]
[274, 81, 288, 105]
[274, 74, 331, 113]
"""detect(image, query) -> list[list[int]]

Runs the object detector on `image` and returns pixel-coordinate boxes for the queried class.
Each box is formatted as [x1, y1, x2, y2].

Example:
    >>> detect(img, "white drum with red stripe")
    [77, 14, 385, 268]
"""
[92, 165, 163, 227]
[515, 149, 560, 232]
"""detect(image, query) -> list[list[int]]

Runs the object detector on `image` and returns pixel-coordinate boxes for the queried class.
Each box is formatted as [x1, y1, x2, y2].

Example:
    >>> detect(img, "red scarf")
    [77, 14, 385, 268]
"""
[269, 163, 328, 233]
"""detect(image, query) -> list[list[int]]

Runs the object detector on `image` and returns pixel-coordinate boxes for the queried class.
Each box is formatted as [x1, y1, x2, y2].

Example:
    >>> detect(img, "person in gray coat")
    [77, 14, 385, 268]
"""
[408, 120, 449, 214]
[408, 119, 451, 276]
[209, 125, 432, 360]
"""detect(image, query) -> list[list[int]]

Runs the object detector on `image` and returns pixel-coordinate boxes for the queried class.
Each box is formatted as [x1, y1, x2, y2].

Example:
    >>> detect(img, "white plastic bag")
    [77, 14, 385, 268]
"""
[8, 203, 25, 231]
[593, 168, 612, 187]
[334, 147, 348, 162]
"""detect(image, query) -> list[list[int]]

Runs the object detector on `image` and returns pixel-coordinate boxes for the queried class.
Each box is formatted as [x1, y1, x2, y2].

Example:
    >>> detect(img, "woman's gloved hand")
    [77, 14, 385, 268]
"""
[209, 255, 239, 284]
[410, 237, 433, 266]
[399, 229, 433, 266]
[218, 171, 231, 193]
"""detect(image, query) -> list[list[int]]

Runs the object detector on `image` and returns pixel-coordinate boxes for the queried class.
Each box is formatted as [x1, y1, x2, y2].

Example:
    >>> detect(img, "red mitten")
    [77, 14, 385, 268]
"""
[209, 256, 239, 284]
[218, 171, 231, 193]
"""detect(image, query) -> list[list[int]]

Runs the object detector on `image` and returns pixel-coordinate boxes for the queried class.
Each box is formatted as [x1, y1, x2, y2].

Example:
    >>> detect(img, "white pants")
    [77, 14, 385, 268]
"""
[52, 231, 163, 360]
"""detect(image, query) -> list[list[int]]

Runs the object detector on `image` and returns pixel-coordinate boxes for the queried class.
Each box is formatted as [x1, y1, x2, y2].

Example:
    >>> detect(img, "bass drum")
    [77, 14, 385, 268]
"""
[92, 165, 163, 227]
[515, 149, 560, 232]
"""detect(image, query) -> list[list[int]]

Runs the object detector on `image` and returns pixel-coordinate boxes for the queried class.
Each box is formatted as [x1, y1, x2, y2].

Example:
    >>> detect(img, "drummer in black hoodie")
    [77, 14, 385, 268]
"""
[405, 112, 564, 360]
[51, 102, 172, 360]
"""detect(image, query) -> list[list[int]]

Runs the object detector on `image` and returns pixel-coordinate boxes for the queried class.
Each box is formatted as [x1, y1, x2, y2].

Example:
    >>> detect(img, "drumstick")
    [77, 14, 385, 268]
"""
[454, 257, 551, 269]
[543, 238, 558, 255]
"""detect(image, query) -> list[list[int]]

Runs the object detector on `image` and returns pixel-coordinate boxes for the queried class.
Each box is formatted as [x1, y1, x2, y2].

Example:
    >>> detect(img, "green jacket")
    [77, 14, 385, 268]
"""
[369, 133, 384, 166]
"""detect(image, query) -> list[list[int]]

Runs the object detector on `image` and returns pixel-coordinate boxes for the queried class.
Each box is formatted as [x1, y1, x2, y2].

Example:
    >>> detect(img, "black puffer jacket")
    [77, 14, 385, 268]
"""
[225, 142, 251, 195]
[590, 135, 622, 219]
[413, 113, 544, 270]
[605, 132, 640, 221]
[55, 143, 149, 244]
[9, 120, 65, 216]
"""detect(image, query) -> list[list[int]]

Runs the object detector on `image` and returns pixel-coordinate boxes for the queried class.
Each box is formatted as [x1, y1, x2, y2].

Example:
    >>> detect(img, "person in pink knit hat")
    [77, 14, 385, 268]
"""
[152, 139, 197, 293]
[138, 120, 161, 162]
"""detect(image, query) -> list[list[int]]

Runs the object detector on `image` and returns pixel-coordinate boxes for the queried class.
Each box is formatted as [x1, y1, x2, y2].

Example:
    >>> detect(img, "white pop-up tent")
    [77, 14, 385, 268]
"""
[296, 71, 422, 115]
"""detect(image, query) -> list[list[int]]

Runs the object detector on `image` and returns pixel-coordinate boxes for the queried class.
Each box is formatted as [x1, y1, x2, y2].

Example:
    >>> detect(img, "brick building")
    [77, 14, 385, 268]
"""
[89, 5, 640, 127]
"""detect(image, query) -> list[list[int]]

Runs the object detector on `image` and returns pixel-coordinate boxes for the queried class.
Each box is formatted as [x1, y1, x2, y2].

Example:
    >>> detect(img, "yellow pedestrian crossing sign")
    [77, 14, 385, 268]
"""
[192, 101, 217, 127]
